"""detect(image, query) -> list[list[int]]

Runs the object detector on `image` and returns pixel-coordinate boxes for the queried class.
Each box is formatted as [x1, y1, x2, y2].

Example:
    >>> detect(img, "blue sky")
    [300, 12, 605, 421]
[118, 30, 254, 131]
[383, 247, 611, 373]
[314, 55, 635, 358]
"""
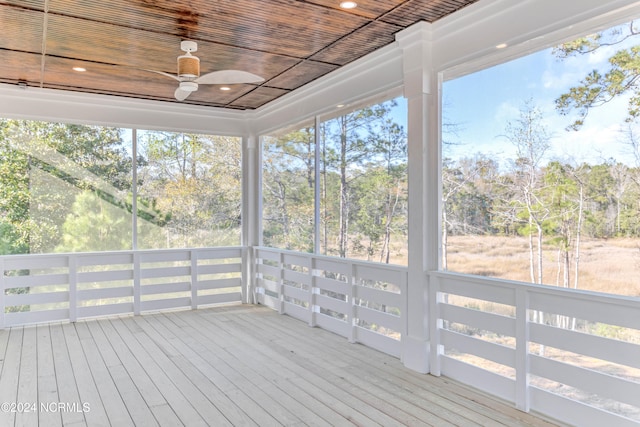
[442, 23, 639, 167]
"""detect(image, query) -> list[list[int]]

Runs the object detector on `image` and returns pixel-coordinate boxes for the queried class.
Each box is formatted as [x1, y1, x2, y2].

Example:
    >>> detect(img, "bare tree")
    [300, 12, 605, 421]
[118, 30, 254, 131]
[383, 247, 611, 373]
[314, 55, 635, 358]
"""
[504, 100, 552, 285]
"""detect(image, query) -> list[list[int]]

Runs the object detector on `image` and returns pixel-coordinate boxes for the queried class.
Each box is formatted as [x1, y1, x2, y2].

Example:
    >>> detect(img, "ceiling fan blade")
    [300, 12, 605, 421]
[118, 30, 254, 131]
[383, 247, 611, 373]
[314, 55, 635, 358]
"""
[195, 70, 264, 85]
[144, 69, 181, 81]
[174, 87, 192, 101]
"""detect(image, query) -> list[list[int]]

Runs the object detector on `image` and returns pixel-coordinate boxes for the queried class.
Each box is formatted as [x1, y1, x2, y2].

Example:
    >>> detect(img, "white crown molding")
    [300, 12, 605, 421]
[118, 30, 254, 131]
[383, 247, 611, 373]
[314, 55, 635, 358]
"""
[0, 84, 249, 135]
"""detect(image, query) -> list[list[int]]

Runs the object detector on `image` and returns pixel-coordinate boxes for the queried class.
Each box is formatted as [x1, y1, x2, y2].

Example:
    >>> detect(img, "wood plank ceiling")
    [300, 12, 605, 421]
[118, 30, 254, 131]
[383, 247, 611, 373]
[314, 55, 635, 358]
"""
[0, 0, 478, 110]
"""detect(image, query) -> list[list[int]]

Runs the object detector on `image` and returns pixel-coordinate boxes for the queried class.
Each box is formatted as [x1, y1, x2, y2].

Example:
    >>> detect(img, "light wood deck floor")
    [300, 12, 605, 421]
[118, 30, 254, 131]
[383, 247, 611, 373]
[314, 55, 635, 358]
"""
[0, 304, 562, 427]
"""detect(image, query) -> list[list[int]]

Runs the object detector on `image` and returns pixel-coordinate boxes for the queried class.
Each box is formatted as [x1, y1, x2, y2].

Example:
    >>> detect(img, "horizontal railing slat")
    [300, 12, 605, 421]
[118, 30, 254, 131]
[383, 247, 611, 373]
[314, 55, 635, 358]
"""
[257, 277, 278, 294]
[139, 251, 191, 263]
[198, 277, 242, 291]
[76, 253, 133, 266]
[283, 301, 309, 322]
[440, 328, 515, 369]
[5, 273, 69, 288]
[315, 276, 348, 294]
[6, 291, 69, 306]
[77, 303, 134, 318]
[78, 269, 133, 283]
[354, 327, 401, 358]
[354, 305, 401, 332]
[198, 292, 242, 306]
[140, 282, 191, 295]
[198, 263, 241, 275]
[283, 284, 309, 303]
[530, 387, 640, 427]
[140, 266, 191, 279]
[283, 269, 311, 286]
[315, 313, 349, 337]
[530, 322, 640, 370]
[530, 354, 640, 408]
[282, 253, 312, 268]
[315, 293, 349, 315]
[440, 355, 515, 403]
[77, 286, 133, 301]
[437, 276, 515, 306]
[354, 285, 402, 308]
[355, 264, 403, 285]
[3, 255, 68, 270]
[257, 263, 280, 278]
[440, 303, 515, 337]
[530, 292, 640, 330]
[5, 308, 69, 327]
[140, 297, 192, 312]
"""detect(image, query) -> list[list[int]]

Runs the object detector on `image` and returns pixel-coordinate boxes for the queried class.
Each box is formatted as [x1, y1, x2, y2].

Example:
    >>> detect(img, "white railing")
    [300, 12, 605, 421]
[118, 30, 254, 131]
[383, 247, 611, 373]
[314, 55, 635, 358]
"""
[254, 247, 408, 358]
[3, 244, 639, 425]
[429, 270, 640, 427]
[0, 247, 244, 328]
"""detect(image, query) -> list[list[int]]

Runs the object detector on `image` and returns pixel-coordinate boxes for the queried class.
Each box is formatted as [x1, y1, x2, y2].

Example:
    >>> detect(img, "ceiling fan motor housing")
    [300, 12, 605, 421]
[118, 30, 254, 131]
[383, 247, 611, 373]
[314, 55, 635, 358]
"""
[178, 54, 200, 79]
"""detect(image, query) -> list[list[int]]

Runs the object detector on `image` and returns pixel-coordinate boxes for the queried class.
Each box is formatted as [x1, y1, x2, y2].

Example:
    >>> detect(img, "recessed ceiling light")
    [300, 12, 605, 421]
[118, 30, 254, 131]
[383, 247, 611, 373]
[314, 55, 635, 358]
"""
[340, 1, 357, 9]
[220, 86, 231, 91]
[495, 43, 508, 49]
[72, 67, 87, 72]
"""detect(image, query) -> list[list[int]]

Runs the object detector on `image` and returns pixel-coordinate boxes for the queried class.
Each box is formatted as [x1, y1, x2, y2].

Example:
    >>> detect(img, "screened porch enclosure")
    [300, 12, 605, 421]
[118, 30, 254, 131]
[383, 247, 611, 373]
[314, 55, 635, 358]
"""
[1, 0, 640, 426]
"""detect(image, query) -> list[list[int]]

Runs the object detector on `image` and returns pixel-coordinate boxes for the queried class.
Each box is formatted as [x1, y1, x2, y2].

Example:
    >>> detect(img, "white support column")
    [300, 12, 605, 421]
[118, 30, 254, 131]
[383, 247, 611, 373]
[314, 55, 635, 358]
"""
[69, 255, 78, 323]
[242, 134, 260, 304]
[515, 287, 531, 411]
[397, 22, 441, 374]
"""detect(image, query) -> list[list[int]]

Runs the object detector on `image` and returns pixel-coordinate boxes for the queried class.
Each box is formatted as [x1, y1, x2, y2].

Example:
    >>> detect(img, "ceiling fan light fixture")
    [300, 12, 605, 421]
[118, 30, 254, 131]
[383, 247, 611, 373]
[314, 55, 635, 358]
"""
[179, 81, 199, 92]
[178, 54, 200, 79]
[148, 40, 264, 101]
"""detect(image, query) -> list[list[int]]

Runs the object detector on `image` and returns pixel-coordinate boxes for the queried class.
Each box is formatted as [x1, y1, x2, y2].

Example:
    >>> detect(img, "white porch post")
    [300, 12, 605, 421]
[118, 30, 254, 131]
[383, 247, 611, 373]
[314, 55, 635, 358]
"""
[397, 22, 441, 374]
[242, 133, 260, 304]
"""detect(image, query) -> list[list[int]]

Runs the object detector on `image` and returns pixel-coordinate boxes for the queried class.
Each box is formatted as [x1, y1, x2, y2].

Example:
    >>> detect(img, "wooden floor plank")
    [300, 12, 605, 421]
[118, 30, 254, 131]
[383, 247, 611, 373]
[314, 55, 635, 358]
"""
[15, 326, 37, 427]
[0, 328, 23, 427]
[0, 304, 564, 427]
[37, 324, 63, 427]
[0, 327, 10, 384]
[50, 323, 86, 426]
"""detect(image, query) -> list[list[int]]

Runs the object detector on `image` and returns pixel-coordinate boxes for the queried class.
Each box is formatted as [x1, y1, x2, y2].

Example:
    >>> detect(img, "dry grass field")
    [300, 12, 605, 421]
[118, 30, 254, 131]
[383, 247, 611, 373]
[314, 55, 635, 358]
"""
[446, 235, 640, 297]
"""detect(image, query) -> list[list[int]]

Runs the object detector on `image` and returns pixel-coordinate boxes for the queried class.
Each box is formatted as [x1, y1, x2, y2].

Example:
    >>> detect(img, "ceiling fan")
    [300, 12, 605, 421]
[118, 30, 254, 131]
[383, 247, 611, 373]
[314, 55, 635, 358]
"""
[148, 40, 264, 101]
